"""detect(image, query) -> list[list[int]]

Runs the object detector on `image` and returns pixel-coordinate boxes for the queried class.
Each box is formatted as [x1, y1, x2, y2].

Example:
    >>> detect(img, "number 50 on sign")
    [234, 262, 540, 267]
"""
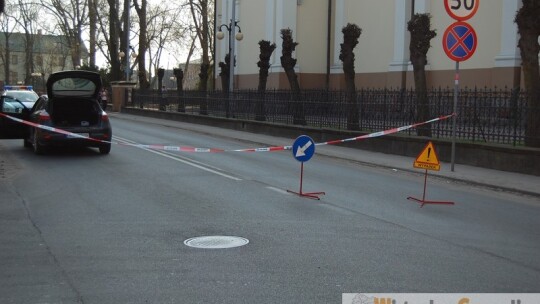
[445, 0, 479, 21]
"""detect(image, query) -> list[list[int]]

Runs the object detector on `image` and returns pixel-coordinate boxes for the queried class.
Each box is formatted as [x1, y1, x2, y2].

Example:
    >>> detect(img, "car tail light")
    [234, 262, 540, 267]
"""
[38, 112, 51, 123]
[101, 112, 109, 122]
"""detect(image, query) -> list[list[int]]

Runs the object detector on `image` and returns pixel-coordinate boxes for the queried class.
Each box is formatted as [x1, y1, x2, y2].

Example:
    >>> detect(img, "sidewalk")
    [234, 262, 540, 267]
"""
[114, 113, 540, 198]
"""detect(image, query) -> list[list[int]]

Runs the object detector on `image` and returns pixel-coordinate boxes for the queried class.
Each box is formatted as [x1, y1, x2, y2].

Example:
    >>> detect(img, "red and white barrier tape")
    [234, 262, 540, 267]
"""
[0, 112, 104, 143]
[1, 112, 454, 153]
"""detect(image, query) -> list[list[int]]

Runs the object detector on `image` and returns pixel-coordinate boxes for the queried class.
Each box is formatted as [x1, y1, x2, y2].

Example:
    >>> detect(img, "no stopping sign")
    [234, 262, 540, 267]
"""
[443, 21, 477, 62]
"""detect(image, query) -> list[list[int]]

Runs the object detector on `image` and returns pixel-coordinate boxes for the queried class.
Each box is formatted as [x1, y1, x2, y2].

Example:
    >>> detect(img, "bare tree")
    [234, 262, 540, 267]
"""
[0, 4, 18, 84]
[280, 28, 305, 125]
[255, 40, 276, 121]
[88, 0, 97, 68]
[339, 23, 362, 131]
[92, 0, 112, 67]
[408, 13, 436, 137]
[515, 0, 540, 147]
[257, 40, 276, 94]
[133, 0, 149, 88]
[145, 3, 183, 87]
[40, 0, 88, 69]
[105, 0, 124, 80]
[12, 0, 42, 84]
[188, 0, 213, 92]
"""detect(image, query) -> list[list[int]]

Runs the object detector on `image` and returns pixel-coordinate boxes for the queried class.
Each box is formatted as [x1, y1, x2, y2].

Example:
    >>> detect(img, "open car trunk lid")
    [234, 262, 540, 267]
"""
[46, 70, 102, 100]
[45, 70, 103, 128]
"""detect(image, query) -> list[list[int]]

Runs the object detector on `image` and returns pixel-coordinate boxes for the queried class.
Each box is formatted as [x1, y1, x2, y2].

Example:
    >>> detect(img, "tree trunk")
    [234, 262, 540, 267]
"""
[219, 53, 231, 117]
[519, 31, 540, 147]
[256, 40, 276, 121]
[408, 13, 436, 137]
[89, 0, 96, 68]
[173, 68, 185, 112]
[516, 0, 540, 147]
[190, 0, 210, 92]
[157, 68, 166, 111]
[280, 29, 305, 125]
[198, 62, 209, 115]
[107, 0, 122, 81]
[219, 53, 230, 94]
[3, 33, 11, 84]
[339, 23, 362, 131]
[189, 0, 210, 115]
[411, 60, 431, 137]
[134, 0, 150, 88]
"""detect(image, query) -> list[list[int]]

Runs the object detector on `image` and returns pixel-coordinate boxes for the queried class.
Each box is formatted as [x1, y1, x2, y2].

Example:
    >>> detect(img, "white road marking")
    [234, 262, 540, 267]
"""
[265, 186, 291, 195]
[113, 136, 242, 181]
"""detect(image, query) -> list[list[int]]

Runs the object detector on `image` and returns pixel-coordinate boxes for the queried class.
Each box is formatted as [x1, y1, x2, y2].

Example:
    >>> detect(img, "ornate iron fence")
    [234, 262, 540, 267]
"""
[129, 87, 531, 146]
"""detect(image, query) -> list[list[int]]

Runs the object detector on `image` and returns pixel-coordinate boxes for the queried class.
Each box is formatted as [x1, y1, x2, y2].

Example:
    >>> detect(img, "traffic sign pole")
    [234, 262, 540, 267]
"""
[451, 61, 460, 172]
[287, 162, 325, 200]
[443, 22, 477, 172]
[407, 169, 455, 208]
[444, 0, 478, 173]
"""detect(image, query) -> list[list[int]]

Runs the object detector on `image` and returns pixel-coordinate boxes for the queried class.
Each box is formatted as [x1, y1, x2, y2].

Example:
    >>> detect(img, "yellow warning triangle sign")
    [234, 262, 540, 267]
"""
[413, 141, 440, 171]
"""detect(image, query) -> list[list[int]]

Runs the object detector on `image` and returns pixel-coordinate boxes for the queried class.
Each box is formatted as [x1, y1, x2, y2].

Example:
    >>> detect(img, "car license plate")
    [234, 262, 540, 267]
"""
[67, 133, 89, 139]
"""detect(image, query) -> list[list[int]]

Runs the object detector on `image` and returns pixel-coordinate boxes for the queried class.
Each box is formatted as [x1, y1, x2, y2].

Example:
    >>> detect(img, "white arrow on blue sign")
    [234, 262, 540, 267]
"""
[292, 135, 315, 162]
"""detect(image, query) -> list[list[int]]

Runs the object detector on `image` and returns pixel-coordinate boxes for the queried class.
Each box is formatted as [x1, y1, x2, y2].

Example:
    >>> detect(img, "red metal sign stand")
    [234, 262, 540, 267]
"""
[287, 162, 325, 200]
[407, 169, 455, 207]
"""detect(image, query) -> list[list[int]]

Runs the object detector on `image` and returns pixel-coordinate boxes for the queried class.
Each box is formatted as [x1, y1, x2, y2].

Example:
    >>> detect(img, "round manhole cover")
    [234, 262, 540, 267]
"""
[184, 236, 249, 249]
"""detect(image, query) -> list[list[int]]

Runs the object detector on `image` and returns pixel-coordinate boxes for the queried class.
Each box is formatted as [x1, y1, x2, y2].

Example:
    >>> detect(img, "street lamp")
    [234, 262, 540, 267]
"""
[118, 51, 126, 80]
[118, 47, 137, 81]
[217, 8, 243, 93]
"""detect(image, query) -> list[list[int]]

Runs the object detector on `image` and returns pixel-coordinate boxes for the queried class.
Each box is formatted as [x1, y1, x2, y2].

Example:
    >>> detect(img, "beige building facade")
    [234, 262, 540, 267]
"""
[215, 0, 526, 90]
[0, 32, 87, 92]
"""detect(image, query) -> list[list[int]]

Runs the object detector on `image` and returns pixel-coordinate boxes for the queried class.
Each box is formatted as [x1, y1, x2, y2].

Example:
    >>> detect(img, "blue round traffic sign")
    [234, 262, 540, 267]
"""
[443, 21, 477, 62]
[292, 135, 315, 162]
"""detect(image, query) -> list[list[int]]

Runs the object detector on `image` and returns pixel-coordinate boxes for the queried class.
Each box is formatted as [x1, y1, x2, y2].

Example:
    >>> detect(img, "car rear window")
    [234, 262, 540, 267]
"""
[52, 77, 97, 97]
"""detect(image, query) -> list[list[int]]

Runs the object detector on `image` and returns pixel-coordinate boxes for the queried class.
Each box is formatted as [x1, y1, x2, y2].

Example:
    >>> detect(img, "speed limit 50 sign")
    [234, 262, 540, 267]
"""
[445, 0, 479, 21]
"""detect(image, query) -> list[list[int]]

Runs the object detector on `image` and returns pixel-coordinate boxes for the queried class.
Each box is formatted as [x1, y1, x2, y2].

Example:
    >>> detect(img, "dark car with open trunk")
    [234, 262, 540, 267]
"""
[0, 70, 112, 154]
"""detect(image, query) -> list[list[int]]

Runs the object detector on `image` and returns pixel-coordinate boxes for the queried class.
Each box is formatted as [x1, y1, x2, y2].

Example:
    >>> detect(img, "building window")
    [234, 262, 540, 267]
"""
[11, 55, 18, 65]
[10, 72, 18, 83]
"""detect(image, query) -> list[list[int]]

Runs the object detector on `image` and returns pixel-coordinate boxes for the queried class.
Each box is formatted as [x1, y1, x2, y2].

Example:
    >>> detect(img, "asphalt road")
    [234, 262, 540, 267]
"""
[1, 114, 539, 303]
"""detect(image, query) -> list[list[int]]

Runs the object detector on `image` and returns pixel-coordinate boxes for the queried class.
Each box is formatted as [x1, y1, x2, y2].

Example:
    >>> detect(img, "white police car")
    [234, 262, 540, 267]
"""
[2, 85, 39, 109]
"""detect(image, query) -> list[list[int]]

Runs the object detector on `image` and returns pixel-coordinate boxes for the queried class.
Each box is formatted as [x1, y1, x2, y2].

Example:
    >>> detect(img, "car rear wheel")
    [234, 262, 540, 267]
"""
[99, 143, 111, 154]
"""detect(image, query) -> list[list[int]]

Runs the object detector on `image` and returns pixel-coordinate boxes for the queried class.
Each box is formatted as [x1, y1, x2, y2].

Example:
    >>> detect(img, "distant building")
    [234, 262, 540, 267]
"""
[0, 31, 89, 92]
[155, 59, 204, 91]
[179, 58, 203, 90]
